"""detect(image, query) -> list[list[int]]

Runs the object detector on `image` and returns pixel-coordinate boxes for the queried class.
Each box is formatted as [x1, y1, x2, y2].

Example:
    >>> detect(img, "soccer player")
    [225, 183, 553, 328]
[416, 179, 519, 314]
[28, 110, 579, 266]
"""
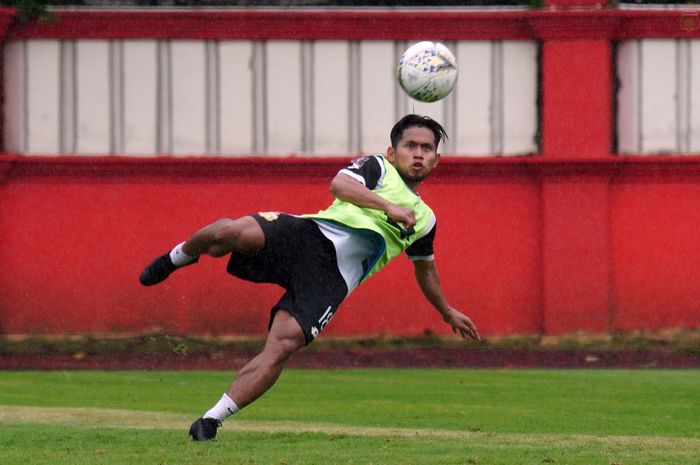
[139, 114, 480, 441]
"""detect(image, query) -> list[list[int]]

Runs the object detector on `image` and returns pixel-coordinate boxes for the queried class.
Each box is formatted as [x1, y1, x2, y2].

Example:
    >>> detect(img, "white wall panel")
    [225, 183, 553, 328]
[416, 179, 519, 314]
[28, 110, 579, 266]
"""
[455, 41, 492, 155]
[677, 40, 691, 153]
[157, 41, 171, 154]
[267, 41, 303, 155]
[616, 39, 700, 155]
[171, 41, 207, 155]
[75, 41, 111, 155]
[111, 42, 123, 154]
[59, 41, 76, 154]
[640, 40, 677, 153]
[3, 41, 25, 153]
[123, 41, 158, 156]
[4, 38, 541, 158]
[502, 41, 538, 155]
[27, 40, 60, 155]
[205, 41, 219, 155]
[360, 41, 395, 155]
[690, 41, 700, 152]
[219, 41, 254, 155]
[313, 41, 350, 155]
[617, 40, 640, 153]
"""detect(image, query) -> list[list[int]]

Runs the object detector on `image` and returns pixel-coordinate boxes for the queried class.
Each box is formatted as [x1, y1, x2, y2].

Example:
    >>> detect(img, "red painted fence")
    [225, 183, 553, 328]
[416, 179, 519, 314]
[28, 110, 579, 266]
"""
[1, 4, 699, 337]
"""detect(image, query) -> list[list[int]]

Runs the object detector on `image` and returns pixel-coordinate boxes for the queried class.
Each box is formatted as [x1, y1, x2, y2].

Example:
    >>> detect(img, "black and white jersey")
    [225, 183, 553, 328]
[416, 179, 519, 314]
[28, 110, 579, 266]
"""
[338, 155, 436, 261]
[311, 155, 437, 295]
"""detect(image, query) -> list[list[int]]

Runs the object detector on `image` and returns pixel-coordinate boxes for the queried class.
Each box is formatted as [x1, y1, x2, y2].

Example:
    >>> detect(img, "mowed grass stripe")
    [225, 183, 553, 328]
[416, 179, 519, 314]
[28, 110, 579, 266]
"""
[3, 369, 698, 438]
[2, 405, 699, 458]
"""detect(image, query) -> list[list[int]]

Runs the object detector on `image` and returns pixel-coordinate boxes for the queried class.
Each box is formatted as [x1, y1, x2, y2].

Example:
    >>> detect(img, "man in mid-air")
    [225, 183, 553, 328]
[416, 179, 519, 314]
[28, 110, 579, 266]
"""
[140, 114, 480, 441]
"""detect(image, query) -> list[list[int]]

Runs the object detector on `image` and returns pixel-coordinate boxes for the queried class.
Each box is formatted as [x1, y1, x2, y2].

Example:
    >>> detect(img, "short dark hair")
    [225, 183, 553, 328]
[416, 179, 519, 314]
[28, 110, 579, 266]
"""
[390, 114, 448, 150]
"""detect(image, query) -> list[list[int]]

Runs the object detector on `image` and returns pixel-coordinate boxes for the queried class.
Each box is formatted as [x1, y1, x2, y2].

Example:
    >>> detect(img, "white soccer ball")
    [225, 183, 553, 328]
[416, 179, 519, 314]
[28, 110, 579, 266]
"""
[397, 41, 458, 103]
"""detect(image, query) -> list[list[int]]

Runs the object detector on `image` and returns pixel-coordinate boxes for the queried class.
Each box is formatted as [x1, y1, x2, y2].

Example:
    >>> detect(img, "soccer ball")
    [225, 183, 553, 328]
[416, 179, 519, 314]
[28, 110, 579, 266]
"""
[397, 41, 458, 103]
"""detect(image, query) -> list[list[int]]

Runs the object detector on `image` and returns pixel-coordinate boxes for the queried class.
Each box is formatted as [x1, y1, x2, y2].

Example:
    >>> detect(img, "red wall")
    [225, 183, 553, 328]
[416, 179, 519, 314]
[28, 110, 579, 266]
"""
[1, 7, 700, 337]
[0, 159, 543, 337]
[611, 168, 700, 331]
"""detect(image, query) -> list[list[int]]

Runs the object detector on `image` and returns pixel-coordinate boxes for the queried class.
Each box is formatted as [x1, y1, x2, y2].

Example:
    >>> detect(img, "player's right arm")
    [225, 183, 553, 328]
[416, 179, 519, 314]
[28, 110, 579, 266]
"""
[330, 156, 416, 229]
[330, 173, 416, 228]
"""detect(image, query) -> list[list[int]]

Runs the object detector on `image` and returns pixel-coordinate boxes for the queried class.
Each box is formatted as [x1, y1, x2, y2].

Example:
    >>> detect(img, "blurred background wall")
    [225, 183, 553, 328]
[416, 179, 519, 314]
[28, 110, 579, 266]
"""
[1, 1, 699, 337]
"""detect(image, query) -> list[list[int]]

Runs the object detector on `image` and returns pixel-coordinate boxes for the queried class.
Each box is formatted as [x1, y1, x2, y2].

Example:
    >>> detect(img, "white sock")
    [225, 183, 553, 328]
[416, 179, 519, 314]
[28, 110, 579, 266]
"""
[203, 393, 239, 422]
[169, 242, 197, 267]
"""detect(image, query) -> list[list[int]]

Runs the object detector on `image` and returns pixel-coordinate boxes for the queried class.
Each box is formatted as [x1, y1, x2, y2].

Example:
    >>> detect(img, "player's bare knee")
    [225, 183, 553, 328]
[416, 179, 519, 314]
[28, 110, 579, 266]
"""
[265, 330, 304, 363]
[269, 338, 302, 364]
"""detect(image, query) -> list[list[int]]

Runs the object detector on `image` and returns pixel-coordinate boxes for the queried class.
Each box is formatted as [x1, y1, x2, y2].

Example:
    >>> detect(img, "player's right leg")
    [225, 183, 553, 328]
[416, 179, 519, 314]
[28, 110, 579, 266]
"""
[139, 216, 264, 286]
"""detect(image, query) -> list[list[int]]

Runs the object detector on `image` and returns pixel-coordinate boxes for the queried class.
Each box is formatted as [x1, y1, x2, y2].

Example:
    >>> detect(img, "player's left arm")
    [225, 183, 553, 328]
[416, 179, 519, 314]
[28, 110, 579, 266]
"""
[413, 259, 481, 341]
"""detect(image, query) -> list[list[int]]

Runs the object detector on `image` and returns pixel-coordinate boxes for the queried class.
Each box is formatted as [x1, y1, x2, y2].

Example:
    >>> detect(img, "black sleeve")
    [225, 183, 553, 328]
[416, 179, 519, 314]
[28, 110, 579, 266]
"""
[406, 222, 436, 260]
[338, 155, 383, 190]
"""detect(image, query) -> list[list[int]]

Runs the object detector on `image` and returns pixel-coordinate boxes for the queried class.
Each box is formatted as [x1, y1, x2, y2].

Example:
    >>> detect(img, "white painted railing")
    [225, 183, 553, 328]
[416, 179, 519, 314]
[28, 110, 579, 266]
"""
[4, 39, 538, 157]
[617, 39, 700, 154]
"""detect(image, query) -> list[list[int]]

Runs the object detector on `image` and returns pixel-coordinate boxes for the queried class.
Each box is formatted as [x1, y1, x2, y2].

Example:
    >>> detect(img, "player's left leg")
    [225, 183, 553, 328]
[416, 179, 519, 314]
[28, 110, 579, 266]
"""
[181, 215, 344, 441]
[189, 309, 306, 441]
[139, 216, 264, 286]
[227, 309, 306, 408]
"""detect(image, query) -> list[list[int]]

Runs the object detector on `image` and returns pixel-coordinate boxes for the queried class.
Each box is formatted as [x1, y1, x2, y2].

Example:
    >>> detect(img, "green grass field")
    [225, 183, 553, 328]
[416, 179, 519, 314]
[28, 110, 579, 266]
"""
[1, 369, 698, 465]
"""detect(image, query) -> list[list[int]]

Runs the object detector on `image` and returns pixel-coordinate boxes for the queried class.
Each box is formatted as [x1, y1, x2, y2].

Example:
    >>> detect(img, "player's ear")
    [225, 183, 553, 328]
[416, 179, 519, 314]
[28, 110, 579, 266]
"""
[432, 152, 441, 168]
[386, 146, 396, 163]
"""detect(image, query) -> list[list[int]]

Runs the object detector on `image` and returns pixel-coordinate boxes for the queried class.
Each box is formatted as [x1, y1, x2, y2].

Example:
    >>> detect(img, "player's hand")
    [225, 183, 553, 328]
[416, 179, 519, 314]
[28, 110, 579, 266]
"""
[385, 204, 416, 229]
[442, 307, 481, 341]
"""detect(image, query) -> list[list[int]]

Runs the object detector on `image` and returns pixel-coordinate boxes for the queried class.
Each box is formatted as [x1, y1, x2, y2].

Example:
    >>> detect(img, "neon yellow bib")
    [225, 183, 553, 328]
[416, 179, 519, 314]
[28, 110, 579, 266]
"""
[305, 156, 435, 282]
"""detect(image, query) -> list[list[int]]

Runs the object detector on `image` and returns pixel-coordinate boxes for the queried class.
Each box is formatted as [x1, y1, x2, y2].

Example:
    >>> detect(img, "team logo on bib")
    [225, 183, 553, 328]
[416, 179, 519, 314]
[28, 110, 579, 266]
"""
[258, 212, 280, 222]
[350, 157, 368, 169]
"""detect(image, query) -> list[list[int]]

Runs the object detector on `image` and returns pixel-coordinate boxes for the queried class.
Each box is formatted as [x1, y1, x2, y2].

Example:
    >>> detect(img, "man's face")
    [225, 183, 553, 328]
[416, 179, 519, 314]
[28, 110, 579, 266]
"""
[386, 126, 440, 185]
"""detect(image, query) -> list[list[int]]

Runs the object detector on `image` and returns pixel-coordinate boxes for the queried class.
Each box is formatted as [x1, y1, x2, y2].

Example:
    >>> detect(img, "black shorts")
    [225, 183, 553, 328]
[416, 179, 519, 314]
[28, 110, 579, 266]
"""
[226, 213, 348, 344]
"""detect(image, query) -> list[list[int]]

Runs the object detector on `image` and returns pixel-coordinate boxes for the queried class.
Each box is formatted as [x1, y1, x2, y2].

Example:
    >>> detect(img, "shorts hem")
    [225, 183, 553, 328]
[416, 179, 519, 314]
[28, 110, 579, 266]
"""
[269, 305, 314, 346]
